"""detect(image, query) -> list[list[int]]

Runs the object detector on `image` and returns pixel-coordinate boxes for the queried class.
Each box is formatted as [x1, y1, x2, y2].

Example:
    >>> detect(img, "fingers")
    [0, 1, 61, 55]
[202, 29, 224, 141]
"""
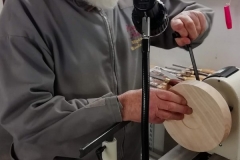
[171, 11, 207, 46]
[156, 110, 184, 120]
[178, 15, 198, 40]
[171, 19, 188, 37]
[158, 100, 192, 115]
[155, 89, 187, 105]
[195, 11, 207, 34]
[175, 38, 191, 47]
[171, 18, 191, 46]
[190, 12, 201, 34]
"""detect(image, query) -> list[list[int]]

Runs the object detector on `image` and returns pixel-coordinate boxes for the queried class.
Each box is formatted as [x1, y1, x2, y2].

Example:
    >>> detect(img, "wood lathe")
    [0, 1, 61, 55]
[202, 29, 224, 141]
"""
[157, 66, 240, 160]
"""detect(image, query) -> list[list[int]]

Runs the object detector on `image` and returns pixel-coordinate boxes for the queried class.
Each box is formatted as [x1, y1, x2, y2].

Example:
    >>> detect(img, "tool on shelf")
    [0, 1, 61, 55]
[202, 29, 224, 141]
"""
[150, 67, 182, 90]
[172, 64, 215, 75]
[150, 73, 181, 86]
[162, 67, 208, 77]
[152, 66, 207, 81]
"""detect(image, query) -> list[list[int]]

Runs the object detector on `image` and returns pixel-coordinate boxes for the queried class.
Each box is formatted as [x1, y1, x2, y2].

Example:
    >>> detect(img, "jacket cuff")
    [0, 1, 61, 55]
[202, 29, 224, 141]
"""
[105, 96, 123, 122]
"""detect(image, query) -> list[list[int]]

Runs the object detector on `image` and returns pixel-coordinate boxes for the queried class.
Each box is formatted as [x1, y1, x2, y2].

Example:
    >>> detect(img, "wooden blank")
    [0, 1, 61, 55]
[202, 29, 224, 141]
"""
[163, 80, 232, 152]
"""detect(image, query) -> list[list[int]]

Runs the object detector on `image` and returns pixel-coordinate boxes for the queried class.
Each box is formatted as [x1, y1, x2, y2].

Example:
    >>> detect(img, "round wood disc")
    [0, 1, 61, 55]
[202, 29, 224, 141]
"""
[163, 80, 232, 152]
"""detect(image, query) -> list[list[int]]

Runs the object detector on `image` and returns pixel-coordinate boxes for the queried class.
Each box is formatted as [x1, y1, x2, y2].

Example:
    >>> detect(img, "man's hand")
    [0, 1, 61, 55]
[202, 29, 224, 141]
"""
[171, 11, 207, 47]
[118, 88, 192, 124]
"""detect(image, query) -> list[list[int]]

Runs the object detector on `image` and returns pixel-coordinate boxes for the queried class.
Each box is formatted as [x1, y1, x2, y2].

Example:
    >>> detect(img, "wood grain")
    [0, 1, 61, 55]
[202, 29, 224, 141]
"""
[163, 80, 232, 152]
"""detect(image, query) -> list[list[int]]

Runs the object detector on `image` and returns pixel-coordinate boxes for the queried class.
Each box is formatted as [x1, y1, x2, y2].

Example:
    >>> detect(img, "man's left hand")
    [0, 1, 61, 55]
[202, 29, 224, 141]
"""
[171, 11, 207, 47]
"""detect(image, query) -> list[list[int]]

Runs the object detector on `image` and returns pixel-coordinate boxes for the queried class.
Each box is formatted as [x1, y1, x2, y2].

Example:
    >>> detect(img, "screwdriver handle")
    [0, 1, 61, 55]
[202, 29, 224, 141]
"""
[172, 32, 181, 39]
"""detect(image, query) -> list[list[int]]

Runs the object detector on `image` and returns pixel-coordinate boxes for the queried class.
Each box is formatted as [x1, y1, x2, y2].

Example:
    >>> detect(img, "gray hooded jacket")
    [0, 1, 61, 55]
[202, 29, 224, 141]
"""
[0, 0, 213, 159]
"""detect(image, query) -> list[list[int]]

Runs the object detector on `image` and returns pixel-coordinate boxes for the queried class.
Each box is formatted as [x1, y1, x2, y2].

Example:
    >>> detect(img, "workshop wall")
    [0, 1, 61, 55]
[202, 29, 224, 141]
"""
[151, 0, 240, 155]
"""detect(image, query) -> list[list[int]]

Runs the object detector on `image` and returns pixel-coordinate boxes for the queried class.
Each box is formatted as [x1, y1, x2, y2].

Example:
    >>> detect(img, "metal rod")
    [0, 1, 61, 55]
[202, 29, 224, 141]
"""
[172, 64, 187, 69]
[165, 67, 182, 71]
[187, 45, 200, 81]
[79, 122, 129, 158]
[141, 16, 150, 160]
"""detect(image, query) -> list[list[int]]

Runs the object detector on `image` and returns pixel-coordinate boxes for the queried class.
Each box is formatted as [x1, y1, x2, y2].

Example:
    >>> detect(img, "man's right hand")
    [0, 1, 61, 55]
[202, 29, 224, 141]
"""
[118, 88, 192, 124]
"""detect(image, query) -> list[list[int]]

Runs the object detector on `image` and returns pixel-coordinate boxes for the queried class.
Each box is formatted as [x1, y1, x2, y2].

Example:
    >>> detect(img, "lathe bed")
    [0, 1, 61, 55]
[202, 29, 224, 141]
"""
[159, 145, 228, 160]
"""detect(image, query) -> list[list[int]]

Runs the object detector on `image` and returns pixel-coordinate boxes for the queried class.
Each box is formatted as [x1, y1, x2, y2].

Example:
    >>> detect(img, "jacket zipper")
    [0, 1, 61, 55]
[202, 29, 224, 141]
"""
[99, 10, 126, 160]
[99, 10, 118, 95]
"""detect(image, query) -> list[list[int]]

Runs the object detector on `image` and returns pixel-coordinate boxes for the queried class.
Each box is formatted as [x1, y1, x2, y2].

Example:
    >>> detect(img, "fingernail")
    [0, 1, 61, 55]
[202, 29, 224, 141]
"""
[188, 108, 193, 114]
[182, 99, 187, 105]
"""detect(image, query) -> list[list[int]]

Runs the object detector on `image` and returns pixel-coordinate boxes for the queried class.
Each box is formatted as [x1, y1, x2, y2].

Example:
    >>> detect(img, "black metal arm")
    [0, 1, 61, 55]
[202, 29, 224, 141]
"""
[54, 122, 129, 160]
[79, 122, 129, 158]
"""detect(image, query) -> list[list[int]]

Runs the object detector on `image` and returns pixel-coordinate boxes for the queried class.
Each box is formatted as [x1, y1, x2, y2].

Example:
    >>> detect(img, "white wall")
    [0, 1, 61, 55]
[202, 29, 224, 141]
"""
[150, 0, 240, 70]
[152, 0, 240, 155]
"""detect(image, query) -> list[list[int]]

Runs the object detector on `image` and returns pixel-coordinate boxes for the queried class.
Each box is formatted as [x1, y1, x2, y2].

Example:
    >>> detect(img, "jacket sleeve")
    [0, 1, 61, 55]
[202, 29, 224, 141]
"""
[150, 0, 214, 49]
[0, 35, 123, 145]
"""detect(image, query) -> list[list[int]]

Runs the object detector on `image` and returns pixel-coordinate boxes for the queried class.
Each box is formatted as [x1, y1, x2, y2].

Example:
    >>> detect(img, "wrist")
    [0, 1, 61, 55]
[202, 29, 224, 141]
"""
[118, 94, 128, 121]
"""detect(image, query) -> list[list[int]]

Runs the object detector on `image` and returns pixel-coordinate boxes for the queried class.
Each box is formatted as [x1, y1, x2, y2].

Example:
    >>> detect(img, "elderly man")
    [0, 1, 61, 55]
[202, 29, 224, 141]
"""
[0, 0, 213, 159]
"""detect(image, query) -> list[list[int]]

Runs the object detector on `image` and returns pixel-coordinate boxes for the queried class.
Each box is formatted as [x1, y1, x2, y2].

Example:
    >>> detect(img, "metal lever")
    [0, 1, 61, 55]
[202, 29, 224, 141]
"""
[141, 16, 151, 160]
[172, 32, 200, 81]
[96, 146, 106, 160]
[79, 122, 129, 158]
[54, 122, 128, 160]
[188, 45, 200, 81]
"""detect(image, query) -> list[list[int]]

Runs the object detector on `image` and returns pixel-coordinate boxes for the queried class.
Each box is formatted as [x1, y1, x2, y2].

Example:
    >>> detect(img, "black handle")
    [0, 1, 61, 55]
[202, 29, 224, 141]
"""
[172, 31, 181, 39]
[172, 31, 191, 49]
